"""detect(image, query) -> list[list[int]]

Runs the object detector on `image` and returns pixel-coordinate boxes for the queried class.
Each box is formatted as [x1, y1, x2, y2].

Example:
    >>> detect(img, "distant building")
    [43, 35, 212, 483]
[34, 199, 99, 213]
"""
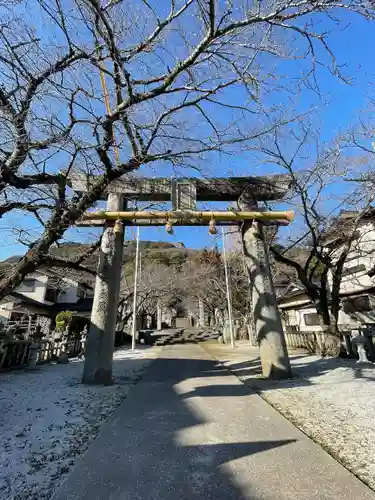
[0, 267, 94, 328]
[278, 210, 375, 331]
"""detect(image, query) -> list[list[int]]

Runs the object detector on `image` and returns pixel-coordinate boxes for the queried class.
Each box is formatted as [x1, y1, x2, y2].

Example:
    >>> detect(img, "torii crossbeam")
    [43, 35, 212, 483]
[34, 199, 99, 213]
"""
[79, 209, 294, 226]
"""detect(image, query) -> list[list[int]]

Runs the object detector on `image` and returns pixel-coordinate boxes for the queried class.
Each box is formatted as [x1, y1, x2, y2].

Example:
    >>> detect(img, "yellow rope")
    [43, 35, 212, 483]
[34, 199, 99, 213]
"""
[97, 49, 138, 241]
[98, 52, 120, 165]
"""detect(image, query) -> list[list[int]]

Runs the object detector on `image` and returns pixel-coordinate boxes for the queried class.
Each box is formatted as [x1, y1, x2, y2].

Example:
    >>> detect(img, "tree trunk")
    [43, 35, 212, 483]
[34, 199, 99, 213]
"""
[316, 329, 341, 357]
[315, 306, 341, 357]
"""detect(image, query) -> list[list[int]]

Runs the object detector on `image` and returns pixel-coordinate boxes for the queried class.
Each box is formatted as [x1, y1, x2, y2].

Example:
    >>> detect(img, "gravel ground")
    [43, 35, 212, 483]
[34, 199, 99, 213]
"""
[205, 342, 375, 491]
[262, 356, 375, 490]
[0, 347, 156, 500]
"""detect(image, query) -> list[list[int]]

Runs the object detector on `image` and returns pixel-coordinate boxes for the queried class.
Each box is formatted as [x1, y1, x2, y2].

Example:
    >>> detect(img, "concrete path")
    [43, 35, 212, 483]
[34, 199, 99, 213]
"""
[52, 344, 375, 500]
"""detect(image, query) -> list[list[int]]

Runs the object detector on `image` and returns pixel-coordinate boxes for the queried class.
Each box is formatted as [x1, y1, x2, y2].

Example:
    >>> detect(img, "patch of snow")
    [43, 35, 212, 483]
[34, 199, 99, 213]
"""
[260, 355, 375, 490]
[216, 346, 375, 491]
[0, 347, 156, 500]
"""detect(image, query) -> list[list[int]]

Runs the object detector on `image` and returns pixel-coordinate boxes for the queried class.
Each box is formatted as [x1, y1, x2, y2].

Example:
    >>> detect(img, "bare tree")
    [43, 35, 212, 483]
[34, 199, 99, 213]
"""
[118, 260, 184, 328]
[255, 126, 374, 354]
[114, 246, 249, 332]
[343, 94, 375, 204]
[179, 248, 250, 325]
[1, 0, 374, 298]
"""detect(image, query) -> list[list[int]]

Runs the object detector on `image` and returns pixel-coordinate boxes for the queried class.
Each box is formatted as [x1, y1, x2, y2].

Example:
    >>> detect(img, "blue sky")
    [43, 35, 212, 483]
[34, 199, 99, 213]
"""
[1, 8, 374, 259]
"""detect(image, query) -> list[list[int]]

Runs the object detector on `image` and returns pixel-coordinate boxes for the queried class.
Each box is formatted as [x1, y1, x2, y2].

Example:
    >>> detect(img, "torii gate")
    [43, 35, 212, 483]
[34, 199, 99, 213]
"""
[70, 174, 293, 384]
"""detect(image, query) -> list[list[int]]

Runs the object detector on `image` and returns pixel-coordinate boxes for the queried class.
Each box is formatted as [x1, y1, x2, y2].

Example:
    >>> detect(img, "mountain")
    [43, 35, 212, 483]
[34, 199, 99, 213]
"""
[0, 241, 193, 277]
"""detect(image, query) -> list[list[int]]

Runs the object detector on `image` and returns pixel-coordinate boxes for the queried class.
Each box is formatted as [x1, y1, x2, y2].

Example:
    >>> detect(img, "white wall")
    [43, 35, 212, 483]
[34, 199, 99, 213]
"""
[14, 272, 84, 305]
[339, 263, 373, 294]
[329, 222, 375, 295]
[0, 273, 90, 326]
[284, 307, 323, 332]
[0, 301, 13, 322]
[280, 222, 375, 332]
[282, 301, 375, 332]
[15, 273, 48, 303]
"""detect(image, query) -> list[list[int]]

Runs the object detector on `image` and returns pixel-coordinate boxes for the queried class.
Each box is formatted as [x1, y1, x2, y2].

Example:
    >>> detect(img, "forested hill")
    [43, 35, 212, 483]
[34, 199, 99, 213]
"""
[0, 241, 206, 277]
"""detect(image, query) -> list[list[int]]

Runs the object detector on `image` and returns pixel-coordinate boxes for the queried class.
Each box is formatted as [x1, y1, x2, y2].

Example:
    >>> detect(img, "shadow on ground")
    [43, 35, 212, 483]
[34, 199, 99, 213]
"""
[212, 351, 375, 393]
[52, 353, 297, 500]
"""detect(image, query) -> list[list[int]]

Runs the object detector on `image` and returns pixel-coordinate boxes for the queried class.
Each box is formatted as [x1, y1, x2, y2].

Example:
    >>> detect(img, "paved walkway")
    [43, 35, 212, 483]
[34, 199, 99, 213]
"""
[52, 344, 375, 500]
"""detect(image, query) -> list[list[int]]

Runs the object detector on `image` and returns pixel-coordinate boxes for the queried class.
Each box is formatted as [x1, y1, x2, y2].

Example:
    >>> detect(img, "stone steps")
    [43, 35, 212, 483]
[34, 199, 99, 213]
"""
[154, 328, 220, 346]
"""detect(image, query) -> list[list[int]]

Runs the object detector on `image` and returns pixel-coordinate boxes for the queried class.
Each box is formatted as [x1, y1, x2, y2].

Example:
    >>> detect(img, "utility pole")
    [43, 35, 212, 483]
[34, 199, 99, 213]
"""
[222, 227, 235, 349]
[131, 227, 140, 351]
[198, 297, 205, 327]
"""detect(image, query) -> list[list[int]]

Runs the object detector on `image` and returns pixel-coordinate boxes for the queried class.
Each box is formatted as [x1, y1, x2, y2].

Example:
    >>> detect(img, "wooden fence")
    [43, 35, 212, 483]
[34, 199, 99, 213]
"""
[283, 330, 363, 356]
[3, 319, 38, 334]
[284, 331, 317, 352]
[38, 339, 82, 362]
[0, 340, 32, 369]
[0, 339, 83, 370]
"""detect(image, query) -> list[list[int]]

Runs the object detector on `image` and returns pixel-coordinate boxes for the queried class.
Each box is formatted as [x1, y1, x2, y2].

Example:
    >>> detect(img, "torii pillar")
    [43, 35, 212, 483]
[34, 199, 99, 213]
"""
[82, 194, 125, 385]
[239, 195, 291, 379]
